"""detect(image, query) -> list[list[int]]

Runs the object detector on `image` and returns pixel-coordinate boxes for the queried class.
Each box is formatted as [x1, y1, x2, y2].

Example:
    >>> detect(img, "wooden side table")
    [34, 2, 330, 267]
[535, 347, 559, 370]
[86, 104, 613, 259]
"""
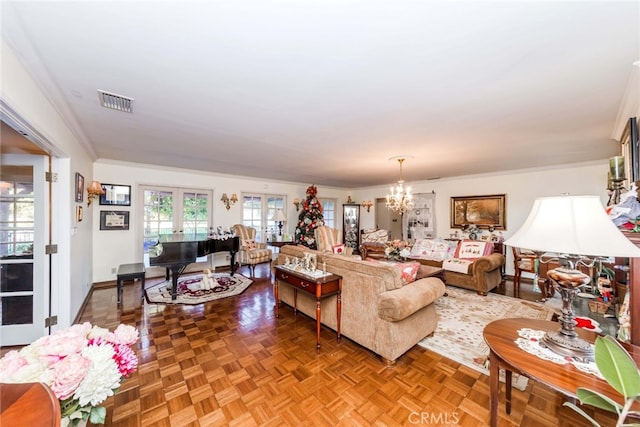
[0, 382, 60, 427]
[483, 318, 640, 427]
[274, 265, 342, 352]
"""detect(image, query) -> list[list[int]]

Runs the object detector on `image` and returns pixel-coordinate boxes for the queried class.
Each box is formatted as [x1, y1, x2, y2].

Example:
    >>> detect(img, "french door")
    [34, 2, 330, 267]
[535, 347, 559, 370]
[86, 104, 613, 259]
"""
[241, 193, 286, 241]
[0, 154, 49, 346]
[141, 186, 212, 262]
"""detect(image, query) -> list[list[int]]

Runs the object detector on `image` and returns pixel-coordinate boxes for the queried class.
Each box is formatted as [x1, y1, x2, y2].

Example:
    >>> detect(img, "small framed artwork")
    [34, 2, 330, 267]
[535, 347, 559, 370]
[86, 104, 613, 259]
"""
[76, 205, 83, 222]
[99, 183, 131, 206]
[451, 194, 506, 230]
[75, 173, 84, 202]
[100, 210, 130, 230]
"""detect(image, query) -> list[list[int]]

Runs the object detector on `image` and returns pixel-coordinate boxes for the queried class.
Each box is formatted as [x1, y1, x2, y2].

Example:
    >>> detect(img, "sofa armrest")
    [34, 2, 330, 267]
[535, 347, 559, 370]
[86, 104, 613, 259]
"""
[256, 242, 268, 249]
[472, 253, 505, 274]
[377, 277, 446, 322]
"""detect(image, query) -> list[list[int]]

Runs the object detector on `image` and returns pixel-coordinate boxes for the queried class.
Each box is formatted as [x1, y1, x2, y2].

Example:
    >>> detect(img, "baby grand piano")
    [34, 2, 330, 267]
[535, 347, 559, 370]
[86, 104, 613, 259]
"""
[148, 233, 240, 300]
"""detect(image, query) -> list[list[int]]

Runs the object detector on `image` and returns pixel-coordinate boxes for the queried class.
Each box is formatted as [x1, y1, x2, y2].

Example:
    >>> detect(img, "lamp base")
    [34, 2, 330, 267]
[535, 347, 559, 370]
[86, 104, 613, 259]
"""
[541, 330, 594, 362]
[541, 267, 594, 362]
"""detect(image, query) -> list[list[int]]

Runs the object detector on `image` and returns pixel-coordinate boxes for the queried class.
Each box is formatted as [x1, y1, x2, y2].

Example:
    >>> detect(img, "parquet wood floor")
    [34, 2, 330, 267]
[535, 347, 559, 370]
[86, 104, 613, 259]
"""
[7, 265, 619, 426]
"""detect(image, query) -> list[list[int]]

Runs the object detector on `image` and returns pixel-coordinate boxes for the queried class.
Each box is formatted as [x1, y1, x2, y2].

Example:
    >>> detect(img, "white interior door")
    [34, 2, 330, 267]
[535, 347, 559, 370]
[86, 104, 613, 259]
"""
[0, 154, 49, 346]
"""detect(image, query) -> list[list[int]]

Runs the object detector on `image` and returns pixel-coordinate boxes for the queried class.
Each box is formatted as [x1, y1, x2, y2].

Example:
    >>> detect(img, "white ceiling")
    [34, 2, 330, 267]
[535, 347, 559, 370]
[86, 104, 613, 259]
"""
[2, 1, 639, 188]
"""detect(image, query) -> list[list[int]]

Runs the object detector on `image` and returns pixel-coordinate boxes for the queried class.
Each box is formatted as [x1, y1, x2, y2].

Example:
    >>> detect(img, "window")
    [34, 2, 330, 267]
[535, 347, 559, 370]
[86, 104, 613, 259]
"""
[319, 198, 336, 228]
[142, 188, 174, 238]
[0, 169, 35, 257]
[182, 191, 210, 235]
[241, 193, 286, 242]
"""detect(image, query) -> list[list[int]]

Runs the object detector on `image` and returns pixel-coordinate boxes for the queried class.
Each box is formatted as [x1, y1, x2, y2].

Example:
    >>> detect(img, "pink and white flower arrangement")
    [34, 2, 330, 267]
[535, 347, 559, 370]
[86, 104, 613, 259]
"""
[385, 239, 412, 260]
[0, 322, 139, 427]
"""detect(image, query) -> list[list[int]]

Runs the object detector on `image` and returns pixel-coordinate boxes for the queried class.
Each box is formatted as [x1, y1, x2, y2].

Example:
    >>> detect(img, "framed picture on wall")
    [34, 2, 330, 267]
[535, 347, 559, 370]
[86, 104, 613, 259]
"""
[99, 183, 131, 206]
[450, 194, 506, 229]
[75, 173, 84, 202]
[100, 210, 130, 230]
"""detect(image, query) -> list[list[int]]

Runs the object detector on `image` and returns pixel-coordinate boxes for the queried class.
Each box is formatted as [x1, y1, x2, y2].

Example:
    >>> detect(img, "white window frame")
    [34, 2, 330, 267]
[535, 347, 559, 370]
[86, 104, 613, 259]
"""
[241, 193, 287, 242]
[319, 198, 337, 229]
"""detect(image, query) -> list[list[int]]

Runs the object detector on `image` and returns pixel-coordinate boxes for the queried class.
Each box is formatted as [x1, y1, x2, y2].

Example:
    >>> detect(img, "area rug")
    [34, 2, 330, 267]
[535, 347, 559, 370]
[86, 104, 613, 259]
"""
[418, 286, 559, 390]
[145, 273, 252, 305]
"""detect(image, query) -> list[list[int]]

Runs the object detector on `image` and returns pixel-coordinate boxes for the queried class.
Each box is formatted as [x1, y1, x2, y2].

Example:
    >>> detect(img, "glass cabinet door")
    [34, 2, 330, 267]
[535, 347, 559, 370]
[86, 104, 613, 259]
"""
[342, 204, 360, 252]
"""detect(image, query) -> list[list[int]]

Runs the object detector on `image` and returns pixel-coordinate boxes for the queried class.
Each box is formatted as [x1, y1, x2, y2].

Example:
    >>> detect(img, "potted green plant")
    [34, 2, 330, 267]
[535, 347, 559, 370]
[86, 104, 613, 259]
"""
[564, 335, 640, 426]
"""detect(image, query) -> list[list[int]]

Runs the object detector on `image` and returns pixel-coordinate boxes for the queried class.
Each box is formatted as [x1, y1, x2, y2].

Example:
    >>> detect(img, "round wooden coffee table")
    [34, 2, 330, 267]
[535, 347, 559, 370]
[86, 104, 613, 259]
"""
[483, 318, 640, 427]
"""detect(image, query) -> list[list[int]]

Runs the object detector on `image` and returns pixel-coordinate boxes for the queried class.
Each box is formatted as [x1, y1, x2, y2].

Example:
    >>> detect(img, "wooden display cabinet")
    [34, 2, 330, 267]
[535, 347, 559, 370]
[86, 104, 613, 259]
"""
[342, 204, 360, 253]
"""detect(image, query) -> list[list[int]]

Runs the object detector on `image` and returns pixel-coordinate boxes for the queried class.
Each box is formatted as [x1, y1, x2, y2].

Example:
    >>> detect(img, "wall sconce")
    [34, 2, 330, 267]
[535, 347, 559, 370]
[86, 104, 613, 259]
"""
[221, 193, 238, 210]
[361, 200, 373, 212]
[293, 198, 301, 211]
[86, 181, 104, 207]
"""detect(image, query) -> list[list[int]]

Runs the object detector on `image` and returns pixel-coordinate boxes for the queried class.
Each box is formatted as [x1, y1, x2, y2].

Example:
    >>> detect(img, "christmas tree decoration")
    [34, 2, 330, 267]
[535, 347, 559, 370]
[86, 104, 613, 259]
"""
[294, 185, 325, 249]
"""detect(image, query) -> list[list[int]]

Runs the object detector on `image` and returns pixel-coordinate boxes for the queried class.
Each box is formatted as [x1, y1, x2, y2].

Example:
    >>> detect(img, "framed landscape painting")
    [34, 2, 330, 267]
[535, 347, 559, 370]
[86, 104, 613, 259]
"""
[450, 194, 506, 229]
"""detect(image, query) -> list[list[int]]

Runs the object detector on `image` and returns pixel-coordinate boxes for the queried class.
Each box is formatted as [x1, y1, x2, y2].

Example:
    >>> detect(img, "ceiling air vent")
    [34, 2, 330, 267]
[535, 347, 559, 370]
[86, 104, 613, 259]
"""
[97, 90, 133, 113]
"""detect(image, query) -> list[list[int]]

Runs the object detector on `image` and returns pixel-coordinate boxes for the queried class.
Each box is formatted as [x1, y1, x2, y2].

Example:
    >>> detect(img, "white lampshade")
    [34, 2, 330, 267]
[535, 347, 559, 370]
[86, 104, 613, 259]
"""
[504, 195, 640, 257]
[271, 209, 287, 222]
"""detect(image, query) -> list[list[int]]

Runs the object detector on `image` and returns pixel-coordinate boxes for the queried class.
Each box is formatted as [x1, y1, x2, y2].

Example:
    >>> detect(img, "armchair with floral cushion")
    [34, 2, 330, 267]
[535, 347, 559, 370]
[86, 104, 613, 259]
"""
[314, 225, 354, 256]
[231, 224, 273, 277]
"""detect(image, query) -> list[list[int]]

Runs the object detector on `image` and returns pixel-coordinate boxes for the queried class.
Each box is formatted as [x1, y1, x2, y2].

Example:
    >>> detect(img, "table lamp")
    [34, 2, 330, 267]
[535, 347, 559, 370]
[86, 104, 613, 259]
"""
[504, 195, 640, 361]
[271, 209, 287, 236]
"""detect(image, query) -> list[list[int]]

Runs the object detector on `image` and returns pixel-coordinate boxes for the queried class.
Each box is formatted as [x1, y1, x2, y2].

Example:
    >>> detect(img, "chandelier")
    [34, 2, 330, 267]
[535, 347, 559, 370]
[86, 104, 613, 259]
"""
[386, 157, 414, 214]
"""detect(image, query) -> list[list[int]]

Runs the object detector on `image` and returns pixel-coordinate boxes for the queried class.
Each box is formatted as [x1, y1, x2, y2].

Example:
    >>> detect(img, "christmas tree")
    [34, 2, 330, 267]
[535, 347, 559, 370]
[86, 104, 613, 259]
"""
[295, 185, 325, 249]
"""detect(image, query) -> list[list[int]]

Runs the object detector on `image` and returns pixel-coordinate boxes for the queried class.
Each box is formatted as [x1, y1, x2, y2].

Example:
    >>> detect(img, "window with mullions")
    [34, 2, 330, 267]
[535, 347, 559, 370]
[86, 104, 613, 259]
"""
[141, 186, 212, 254]
[0, 174, 35, 258]
[241, 193, 287, 242]
[319, 198, 336, 228]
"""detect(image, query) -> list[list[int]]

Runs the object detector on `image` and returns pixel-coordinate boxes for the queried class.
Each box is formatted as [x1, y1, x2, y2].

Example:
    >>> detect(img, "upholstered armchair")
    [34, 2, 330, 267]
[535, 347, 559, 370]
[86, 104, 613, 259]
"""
[314, 226, 353, 256]
[231, 224, 273, 277]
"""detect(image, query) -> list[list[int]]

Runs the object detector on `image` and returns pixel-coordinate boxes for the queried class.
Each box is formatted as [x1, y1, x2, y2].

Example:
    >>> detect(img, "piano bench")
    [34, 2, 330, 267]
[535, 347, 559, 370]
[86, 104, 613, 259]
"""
[116, 263, 146, 304]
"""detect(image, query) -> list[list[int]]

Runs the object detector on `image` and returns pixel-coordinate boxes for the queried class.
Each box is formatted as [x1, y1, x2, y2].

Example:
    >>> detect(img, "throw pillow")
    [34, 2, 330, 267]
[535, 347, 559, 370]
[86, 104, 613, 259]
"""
[454, 240, 488, 259]
[396, 261, 420, 284]
[410, 238, 457, 261]
[482, 241, 495, 256]
[332, 243, 346, 254]
[409, 239, 436, 259]
[243, 239, 257, 250]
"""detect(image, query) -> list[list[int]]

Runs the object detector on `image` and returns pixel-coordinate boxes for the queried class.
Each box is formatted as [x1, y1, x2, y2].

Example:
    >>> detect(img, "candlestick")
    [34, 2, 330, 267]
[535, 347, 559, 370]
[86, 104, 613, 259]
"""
[609, 156, 625, 181]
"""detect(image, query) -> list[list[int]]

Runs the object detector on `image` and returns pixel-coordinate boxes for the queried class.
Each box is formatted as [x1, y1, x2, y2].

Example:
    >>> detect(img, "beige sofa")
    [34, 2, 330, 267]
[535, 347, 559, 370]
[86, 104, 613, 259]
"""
[412, 255, 504, 296]
[408, 238, 505, 295]
[274, 245, 446, 364]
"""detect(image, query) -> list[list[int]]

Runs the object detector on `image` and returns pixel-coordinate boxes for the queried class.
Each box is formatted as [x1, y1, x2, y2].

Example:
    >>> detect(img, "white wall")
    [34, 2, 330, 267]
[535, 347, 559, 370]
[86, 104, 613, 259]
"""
[1, 39, 96, 327]
[92, 160, 351, 282]
[353, 161, 610, 276]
